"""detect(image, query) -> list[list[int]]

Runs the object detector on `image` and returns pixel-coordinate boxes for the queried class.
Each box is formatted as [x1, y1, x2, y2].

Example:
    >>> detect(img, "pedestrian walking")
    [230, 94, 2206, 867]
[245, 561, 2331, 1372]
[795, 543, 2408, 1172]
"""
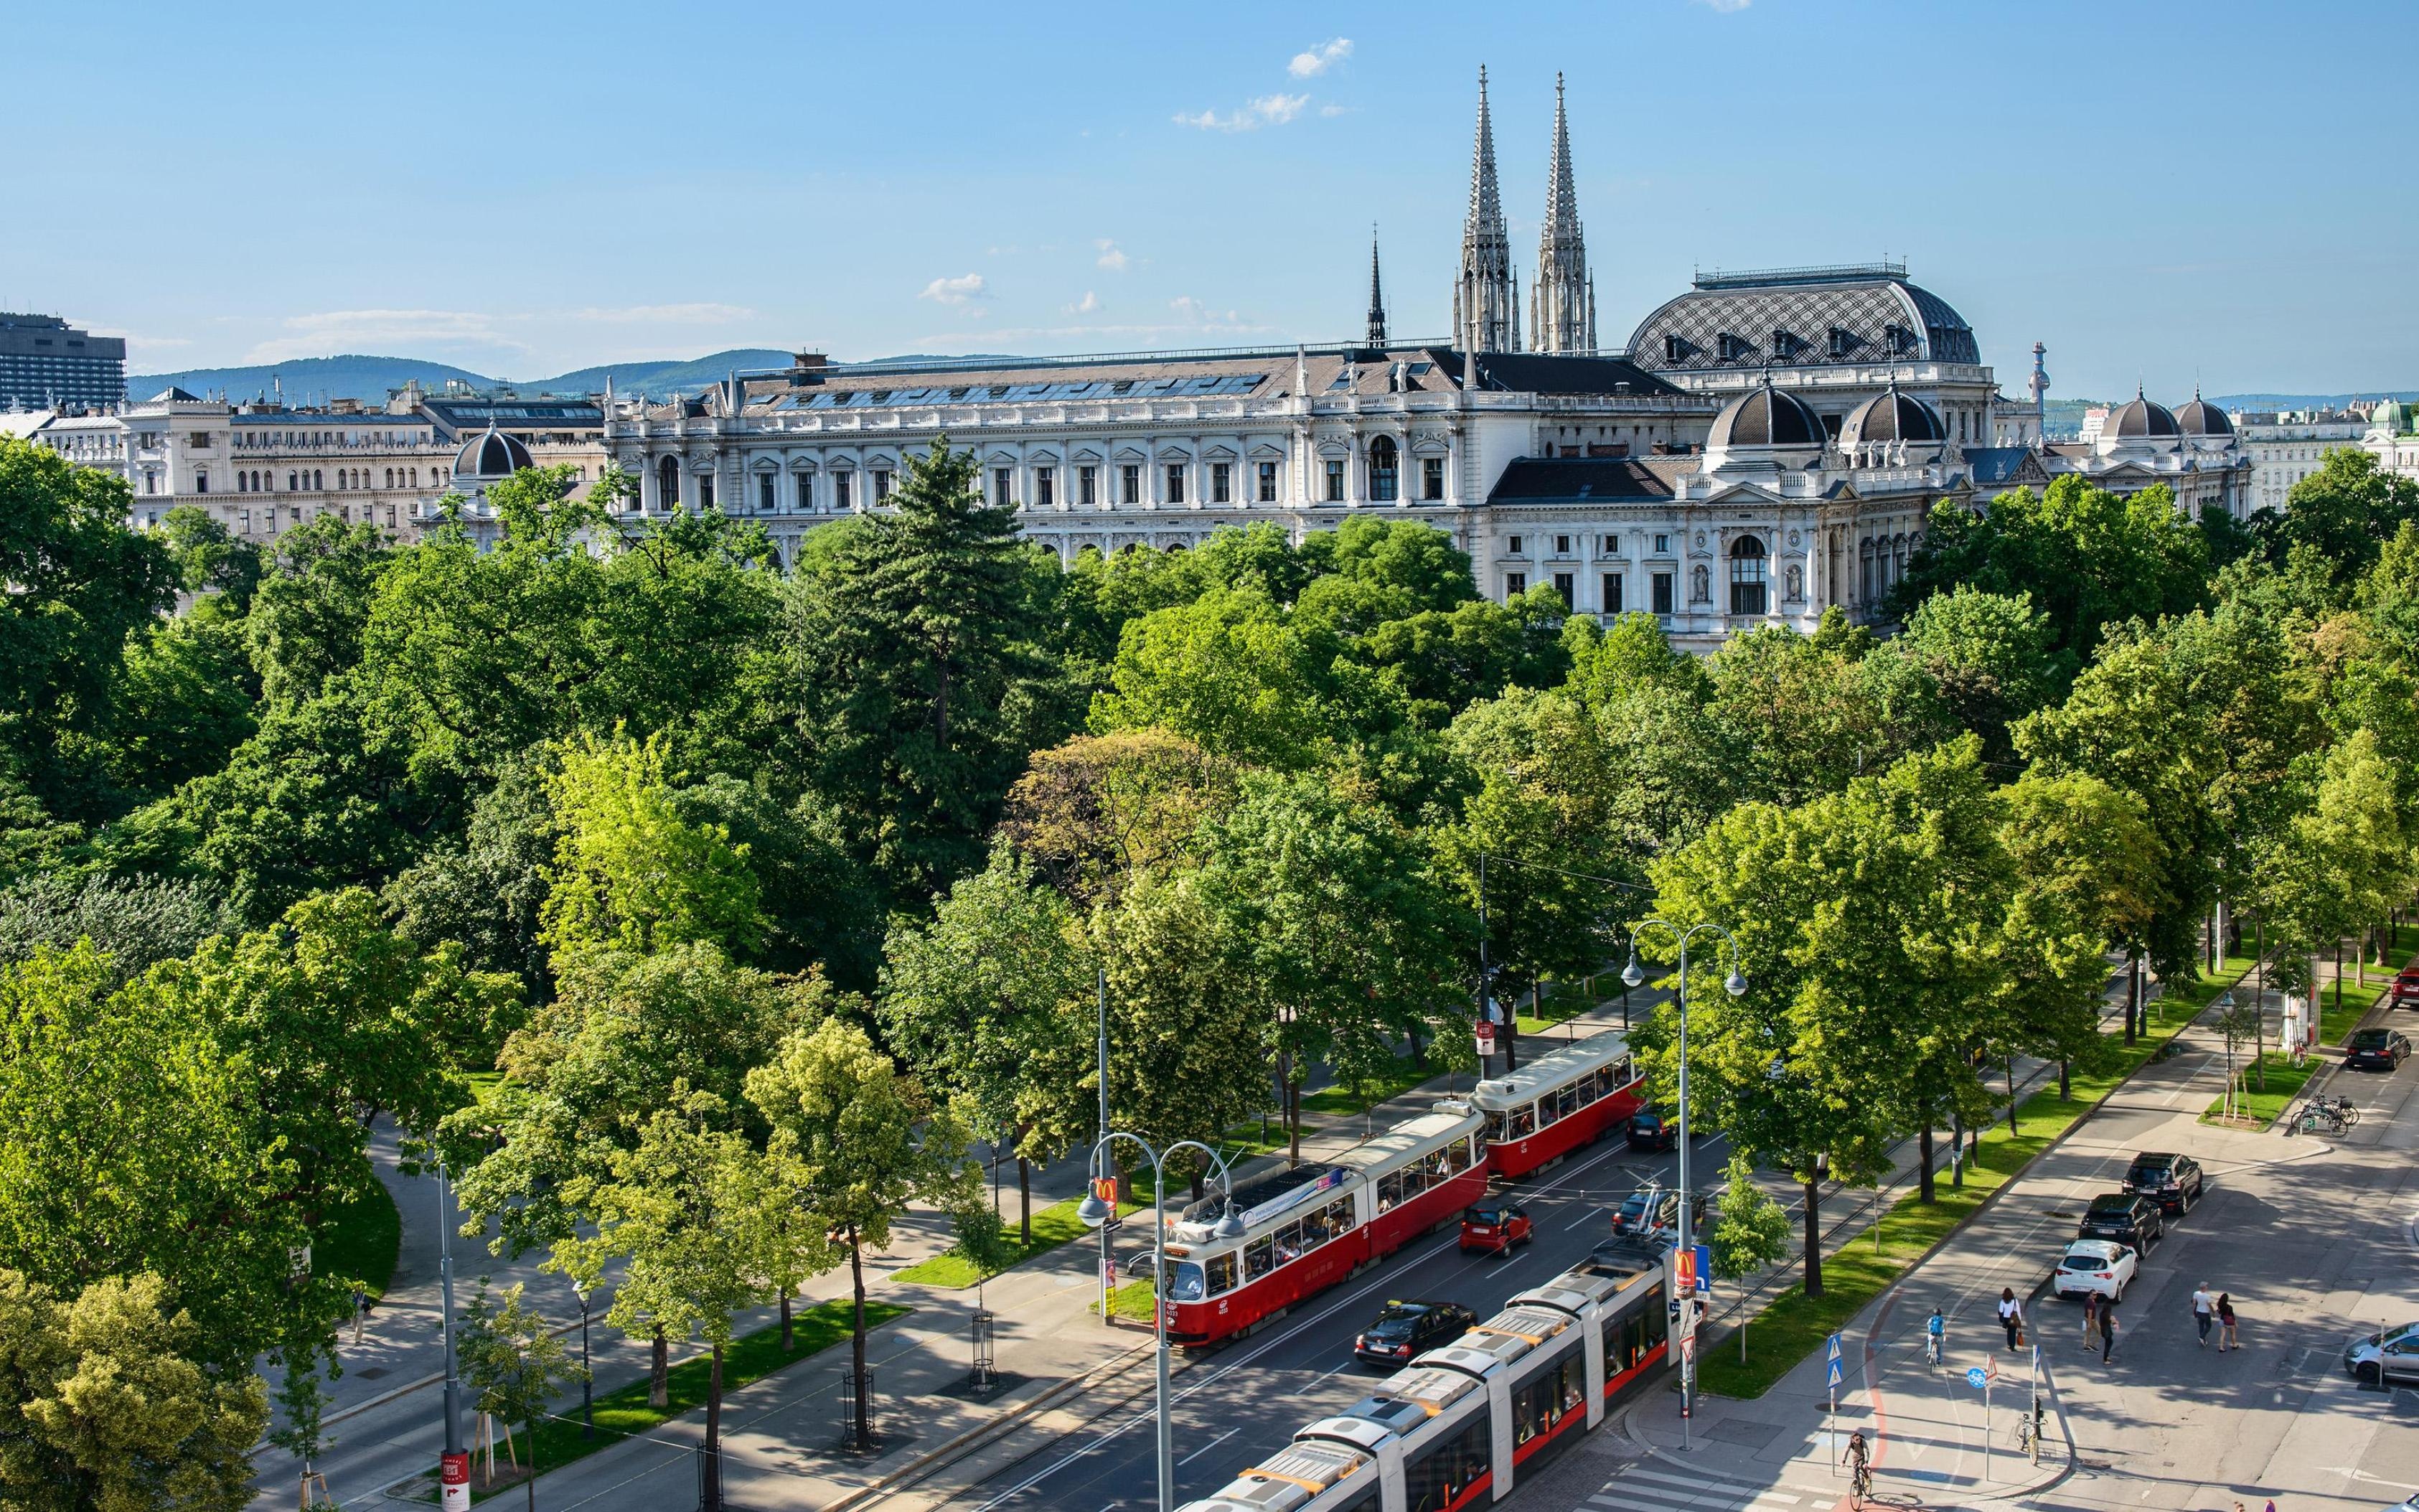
[1997, 1287, 2024, 1351]
[2100, 1298, 2119, 1363]
[2218, 1292, 2239, 1352]
[350, 1287, 367, 1346]
[2192, 1282, 2215, 1348]
[2080, 1290, 2099, 1351]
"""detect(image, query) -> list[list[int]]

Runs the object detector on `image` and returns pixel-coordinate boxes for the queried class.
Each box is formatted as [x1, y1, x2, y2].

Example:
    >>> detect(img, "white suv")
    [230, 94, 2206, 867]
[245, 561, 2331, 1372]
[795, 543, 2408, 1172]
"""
[2052, 1239, 2138, 1302]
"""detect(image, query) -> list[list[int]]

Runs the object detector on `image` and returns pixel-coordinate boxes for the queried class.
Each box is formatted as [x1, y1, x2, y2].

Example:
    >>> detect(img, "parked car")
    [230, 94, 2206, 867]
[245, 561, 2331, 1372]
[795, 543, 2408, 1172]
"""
[1583, 1234, 1667, 1278]
[2120, 1151, 2206, 1215]
[2344, 1321, 2419, 1386]
[2052, 1238, 2139, 1302]
[2075, 1192, 2164, 1254]
[2392, 965, 2419, 1009]
[2347, 1027, 2413, 1071]
[1611, 1185, 1707, 1242]
[1354, 1300, 1477, 1366]
[1625, 1111, 1678, 1152]
[1460, 1199, 1533, 1254]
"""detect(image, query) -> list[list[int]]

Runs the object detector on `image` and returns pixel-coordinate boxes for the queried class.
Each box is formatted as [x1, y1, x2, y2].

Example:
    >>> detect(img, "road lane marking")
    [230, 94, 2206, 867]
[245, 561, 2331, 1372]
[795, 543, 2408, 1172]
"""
[1176, 1428, 1238, 1465]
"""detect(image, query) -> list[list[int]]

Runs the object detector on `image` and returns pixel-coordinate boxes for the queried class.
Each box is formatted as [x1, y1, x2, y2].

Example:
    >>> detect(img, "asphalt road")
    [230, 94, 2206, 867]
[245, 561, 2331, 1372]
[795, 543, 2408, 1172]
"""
[946, 1120, 1716, 1512]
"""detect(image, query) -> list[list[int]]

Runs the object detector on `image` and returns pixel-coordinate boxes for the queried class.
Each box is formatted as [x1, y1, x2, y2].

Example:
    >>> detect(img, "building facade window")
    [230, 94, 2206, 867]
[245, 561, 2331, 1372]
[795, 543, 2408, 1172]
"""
[1120, 464, 1140, 505]
[1554, 535, 1572, 555]
[657, 456, 680, 508]
[1422, 456, 1445, 500]
[1258, 461, 1279, 502]
[1652, 570, 1675, 615]
[1600, 533, 1618, 553]
[1653, 533, 1670, 554]
[1508, 535, 1524, 554]
[1368, 436, 1399, 501]
[1165, 464, 1185, 504]
[1324, 459, 1345, 502]
[994, 467, 1013, 507]
[194, 469, 210, 493]
[1036, 466, 1054, 508]
[1506, 572, 1527, 598]
[1211, 461, 1231, 504]
[1602, 572, 1622, 614]
[833, 471, 852, 511]
[797, 473, 813, 511]
[697, 475, 715, 512]
[1728, 535, 1769, 615]
[873, 469, 891, 502]
[1080, 465, 1099, 506]
[1552, 572, 1574, 609]
[758, 474, 776, 512]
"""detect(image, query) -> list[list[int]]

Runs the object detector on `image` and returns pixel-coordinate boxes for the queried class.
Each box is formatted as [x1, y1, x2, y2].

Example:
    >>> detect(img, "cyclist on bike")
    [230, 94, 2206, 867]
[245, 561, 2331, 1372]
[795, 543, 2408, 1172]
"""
[1926, 1304, 1946, 1366]
[1846, 1430, 1872, 1502]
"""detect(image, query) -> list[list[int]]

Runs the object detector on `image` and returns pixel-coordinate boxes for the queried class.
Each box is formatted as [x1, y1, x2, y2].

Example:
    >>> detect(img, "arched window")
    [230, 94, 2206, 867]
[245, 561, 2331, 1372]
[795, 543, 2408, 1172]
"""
[657, 455, 682, 510]
[1368, 435, 1399, 502]
[1728, 535, 1769, 616]
[313, 469, 323, 490]
[1859, 538, 1876, 603]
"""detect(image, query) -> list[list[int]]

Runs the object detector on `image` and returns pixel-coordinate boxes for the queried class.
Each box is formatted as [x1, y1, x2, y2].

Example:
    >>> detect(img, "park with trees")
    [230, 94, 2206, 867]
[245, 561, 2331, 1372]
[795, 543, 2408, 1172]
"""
[5, 428, 2419, 1505]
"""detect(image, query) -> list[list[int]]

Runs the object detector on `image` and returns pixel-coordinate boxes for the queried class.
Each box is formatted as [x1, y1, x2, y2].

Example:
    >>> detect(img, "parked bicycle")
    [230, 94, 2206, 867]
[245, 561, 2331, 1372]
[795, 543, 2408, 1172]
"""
[2298, 1102, 2352, 1135]
[2316, 1094, 2360, 1125]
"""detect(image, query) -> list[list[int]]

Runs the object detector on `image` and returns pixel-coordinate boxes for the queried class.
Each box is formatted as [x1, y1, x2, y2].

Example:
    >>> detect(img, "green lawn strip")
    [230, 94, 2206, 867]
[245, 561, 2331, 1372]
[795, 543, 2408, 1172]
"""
[892, 1196, 1143, 1288]
[1299, 1056, 1443, 1119]
[1699, 963, 2243, 1399]
[474, 1298, 908, 1501]
[314, 1180, 401, 1300]
[464, 1069, 504, 1107]
[1091, 1278, 1157, 1322]
[2317, 922, 2417, 1044]
[2200, 1049, 2323, 1130]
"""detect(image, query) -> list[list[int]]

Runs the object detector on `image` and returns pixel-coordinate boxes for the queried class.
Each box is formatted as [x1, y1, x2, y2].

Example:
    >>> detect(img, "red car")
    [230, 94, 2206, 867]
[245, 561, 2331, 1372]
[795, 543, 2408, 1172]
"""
[1460, 1199, 1533, 1254]
[2393, 965, 2419, 1009]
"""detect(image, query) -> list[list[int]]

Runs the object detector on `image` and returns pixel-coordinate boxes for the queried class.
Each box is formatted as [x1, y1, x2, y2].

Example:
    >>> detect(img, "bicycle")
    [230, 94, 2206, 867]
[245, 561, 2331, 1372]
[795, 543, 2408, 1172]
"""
[2321, 1094, 2361, 1126]
[2297, 1106, 2349, 1136]
[1848, 1459, 1874, 1508]
[2014, 1409, 2037, 1458]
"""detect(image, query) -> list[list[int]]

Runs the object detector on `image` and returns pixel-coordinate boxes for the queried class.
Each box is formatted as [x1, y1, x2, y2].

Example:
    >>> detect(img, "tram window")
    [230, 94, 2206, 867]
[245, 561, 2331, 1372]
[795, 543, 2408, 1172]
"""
[1163, 1260, 1206, 1302]
[1401, 1165, 1427, 1201]
[1511, 1348, 1586, 1445]
[1483, 1110, 1508, 1142]
[1461, 1134, 1483, 1170]
[1404, 1414, 1490, 1512]
[1507, 1104, 1536, 1140]
[1554, 1084, 1580, 1122]
[1378, 1171, 1404, 1210]
[1613, 1055, 1634, 1085]
[1535, 1096, 1559, 1130]
[1206, 1252, 1238, 1295]
[1575, 1071, 1600, 1107]
[1244, 1236, 1274, 1280]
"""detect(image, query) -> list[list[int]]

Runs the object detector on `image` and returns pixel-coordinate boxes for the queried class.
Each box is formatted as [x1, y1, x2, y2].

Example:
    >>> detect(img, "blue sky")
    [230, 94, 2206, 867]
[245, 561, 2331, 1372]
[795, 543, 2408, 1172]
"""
[3, 0, 2404, 400]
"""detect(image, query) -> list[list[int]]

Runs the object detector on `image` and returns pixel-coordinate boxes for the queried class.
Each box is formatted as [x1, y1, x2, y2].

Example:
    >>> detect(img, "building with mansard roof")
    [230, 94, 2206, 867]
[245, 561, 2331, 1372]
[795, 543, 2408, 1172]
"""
[593, 69, 2245, 649]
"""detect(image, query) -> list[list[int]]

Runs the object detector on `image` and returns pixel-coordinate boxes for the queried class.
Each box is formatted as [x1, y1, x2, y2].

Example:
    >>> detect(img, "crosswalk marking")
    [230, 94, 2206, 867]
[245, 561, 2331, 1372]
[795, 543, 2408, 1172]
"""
[1597, 1462, 1827, 1511]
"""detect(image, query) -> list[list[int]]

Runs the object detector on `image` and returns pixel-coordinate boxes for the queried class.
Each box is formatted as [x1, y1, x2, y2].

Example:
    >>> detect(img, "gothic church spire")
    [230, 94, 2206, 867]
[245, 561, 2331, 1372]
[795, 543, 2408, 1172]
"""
[1366, 227, 1388, 347]
[1453, 66, 1517, 354]
[1532, 72, 1594, 354]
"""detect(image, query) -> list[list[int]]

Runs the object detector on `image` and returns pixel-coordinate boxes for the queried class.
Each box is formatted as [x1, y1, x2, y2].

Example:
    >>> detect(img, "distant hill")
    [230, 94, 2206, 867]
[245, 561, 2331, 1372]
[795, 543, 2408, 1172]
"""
[2209, 391, 2419, 411]
[129, 354, 502, 405]
[129, 348, 1036, 405]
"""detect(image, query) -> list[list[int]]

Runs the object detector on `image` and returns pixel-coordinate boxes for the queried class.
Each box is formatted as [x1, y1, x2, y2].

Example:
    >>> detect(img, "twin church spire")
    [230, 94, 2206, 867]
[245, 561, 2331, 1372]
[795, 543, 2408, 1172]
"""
[1452, 67, 1594, 356]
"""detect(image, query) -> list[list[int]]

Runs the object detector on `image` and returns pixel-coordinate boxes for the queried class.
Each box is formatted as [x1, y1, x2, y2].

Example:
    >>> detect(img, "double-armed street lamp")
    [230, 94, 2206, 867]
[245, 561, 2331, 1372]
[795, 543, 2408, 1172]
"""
[570, 1277, 595, 1439]
[1622, 918, 1747, 1449]
[1078, 1133, 1246, 1512]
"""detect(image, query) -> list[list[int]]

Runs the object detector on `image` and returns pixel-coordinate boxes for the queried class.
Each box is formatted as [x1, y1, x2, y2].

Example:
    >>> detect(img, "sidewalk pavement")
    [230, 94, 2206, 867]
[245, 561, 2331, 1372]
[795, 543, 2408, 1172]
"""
[1617, 970, 2292, 1511]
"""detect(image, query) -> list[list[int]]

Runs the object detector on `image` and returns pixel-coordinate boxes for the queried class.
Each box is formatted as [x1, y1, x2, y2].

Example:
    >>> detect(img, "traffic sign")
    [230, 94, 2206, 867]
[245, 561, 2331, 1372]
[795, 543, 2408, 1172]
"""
[1692, 1245, 1712, 1291]
[1965, 1366, 1988, 1390]
[1826, 1358, 1843, 1390]
[1825, 1333, 1843, 1364]
[1985, 1354, 1999, 1383]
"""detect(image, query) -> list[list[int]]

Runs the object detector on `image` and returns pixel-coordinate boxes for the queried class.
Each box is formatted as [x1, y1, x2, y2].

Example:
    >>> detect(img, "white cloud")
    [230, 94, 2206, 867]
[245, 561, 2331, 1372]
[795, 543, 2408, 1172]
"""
[1064, 291, 1102, 315]
[1173, 93, 1310, 132]
[1692, 0, 1752, 11]
[244, 309, 527, 363]
[1095, 239, 1132, 271]
[919, 273, 989, 306]
[1287, 37, 1353, 78]
[1320, 103, 1351, 118]
[571, 303, 753, 324]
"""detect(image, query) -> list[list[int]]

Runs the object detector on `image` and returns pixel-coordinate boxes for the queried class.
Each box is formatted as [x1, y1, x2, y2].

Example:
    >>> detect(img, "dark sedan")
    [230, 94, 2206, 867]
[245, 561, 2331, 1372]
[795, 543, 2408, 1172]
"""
[1354, 1300, 1476, 1366]
[1625, 1112, 1678, 1152]
[2347, 1028, 2412, 1071]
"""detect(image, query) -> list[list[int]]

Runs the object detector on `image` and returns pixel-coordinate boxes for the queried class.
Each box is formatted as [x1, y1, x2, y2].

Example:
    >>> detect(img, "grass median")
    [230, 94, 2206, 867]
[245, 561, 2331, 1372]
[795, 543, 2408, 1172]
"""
[2199, 926, 2415, 1130]
[472, 1297, 909, 1502]
[1696, 957, 2247, 1399]
[892, 1194, 1142, 1288]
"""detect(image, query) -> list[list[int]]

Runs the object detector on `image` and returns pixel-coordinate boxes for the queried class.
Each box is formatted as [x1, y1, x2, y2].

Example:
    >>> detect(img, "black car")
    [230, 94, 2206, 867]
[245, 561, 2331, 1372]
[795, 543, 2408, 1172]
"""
[1626, 1111, 1678, 1152]
[1583, 1234, 1668, 1278]
[2120, 1152, 2205, 1215]
[2347, 1027, 2412, 1071]
[1611, 1185, 1708, 1241]
[2076, 1192, 2164, 1253]
[1353, 1300, 1476, 1366]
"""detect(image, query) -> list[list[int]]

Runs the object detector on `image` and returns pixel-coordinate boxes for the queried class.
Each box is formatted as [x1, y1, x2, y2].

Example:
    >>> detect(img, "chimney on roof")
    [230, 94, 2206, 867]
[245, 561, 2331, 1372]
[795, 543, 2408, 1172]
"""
[790, 350, 830, 386]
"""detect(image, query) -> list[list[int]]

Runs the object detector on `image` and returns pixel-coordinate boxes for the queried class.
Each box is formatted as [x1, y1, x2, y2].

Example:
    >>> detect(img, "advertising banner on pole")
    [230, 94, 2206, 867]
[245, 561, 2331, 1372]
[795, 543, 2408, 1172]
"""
[440, 1451, 471, 1512]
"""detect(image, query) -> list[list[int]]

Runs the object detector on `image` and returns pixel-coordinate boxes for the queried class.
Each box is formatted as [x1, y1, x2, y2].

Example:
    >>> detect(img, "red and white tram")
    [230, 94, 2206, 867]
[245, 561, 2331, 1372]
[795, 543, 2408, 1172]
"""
[1467, 1031, 1644, 1181]
[1177, 1249, 1673, 1512]
[1160, 1109, 1488, 1347]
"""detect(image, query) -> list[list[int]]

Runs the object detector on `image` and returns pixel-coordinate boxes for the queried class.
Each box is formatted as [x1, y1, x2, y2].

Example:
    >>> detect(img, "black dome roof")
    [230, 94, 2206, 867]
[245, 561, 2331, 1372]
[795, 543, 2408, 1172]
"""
[453, 423, 534, 479]
[1711, 381, 1825, 451]
[2175, 394, 2233, 436]
[2106, 390, 2181, 440]
[1844, 386, 1943, 446]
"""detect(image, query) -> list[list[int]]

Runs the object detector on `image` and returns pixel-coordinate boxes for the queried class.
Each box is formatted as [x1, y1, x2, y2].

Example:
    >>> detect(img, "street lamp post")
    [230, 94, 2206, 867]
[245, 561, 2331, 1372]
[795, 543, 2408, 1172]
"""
[1079, 1134, 1246, 1512]
[571, 1277, 594, 1440]
[1623, 919, 1748, 1452]
[437, 1161, 468, 1512]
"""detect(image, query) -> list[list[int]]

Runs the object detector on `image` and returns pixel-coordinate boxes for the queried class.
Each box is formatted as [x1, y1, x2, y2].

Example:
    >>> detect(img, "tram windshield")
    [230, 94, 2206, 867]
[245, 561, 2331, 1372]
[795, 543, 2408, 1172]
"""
[1162, 1259, 1207, 1301]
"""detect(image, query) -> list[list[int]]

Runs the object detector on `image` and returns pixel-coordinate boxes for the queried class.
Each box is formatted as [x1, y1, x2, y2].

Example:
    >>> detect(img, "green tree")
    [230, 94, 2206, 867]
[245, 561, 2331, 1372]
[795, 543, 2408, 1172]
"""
[878, 844, 1092, 1241]
[244, 517, 391, 709]
[0, 1269, 267, 1512]
[1707, 1150, 1792, 1353]
[539, 731, 764, 963]
[384, 756, 560, 995]
[158, 504, 263, 607]
[456, 1282, 585, 1512]
[1890, 587, 2069, 765]
[0, 873, 230, 986]
[1090, 587, 1348, 768]
[0, 438, 180, 818]
[746, 1017, 975, 1453]
[666, 775, 881, 988]
[786, 440, 1072, 905]
[2258, 449, 2419, 586]
[266, 1341, 337, 1503]
[999, 730, 1235, 907]
[98, 611, 260, 806]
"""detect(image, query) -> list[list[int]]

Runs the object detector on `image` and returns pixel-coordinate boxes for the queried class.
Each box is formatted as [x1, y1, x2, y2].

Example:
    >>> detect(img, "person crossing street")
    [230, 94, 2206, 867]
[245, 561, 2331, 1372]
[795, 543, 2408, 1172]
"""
[2192, 1282, 2215, 1347]
[1997, 1287, 2024, 1352]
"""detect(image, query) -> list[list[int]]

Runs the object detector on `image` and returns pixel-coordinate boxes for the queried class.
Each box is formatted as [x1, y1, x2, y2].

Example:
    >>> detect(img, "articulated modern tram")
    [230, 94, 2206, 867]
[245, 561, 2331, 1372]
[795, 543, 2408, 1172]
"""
[1158, 1032, 1645, 1348]
[1175, 1249, 1674, 1511]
